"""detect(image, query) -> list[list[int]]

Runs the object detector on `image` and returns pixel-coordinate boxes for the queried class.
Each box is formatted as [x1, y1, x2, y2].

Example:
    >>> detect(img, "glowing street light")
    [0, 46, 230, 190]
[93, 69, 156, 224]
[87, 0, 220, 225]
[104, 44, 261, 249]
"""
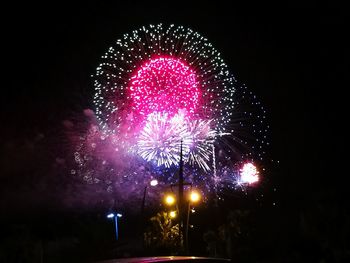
[150, 179, 158, 186]
[164, 194, 176, 206]
[107, 213, 122, 218]
[141, 179, 159, 213]
[107, 213, 115, 219]
[106, 212, 122, 240]
[169, 211, 177, 218]
[189, 191, 201, 203]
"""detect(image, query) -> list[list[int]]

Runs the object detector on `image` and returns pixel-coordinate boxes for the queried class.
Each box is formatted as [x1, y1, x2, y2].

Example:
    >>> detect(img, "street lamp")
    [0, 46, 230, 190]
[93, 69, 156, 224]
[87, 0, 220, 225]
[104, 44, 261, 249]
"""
[163, 185, 201, 254]
[161, 140, 201, 253]
[185, 189, 201, 253]
[107, 212, 122, 240]
[141, 179, 159, 213]
[169, 211, 177, 218]
[189, 190, 201, 203]
[164, 194, 176, 206]
[150, 179, 158, 186]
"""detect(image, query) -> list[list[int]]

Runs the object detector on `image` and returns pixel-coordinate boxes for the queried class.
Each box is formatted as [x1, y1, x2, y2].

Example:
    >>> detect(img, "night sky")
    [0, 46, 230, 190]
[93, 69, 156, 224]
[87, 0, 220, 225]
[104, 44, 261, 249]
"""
[1, 3, 347, 261]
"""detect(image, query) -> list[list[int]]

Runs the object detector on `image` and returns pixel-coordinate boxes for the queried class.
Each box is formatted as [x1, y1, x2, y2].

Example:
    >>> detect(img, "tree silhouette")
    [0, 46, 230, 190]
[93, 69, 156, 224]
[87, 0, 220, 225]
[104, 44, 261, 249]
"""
[144, 212, 181, 254]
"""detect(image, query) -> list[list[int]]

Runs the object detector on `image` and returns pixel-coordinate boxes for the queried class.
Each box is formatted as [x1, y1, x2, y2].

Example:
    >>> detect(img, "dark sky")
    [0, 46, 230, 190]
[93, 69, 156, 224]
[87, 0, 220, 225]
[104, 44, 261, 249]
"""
[1, 3, 347, 218]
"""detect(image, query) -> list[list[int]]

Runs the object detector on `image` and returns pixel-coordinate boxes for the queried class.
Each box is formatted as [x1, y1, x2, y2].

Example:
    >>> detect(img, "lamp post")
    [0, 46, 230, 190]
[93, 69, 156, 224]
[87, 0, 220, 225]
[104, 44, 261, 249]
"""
[185, 190, 201, 252]
[163, 141, 202, 254]
[141, 179, 158, 213]
[107, 212, 122, 240]
[141, 179, 159, 248]
[178, 140, 185, 251]
[164, 194, 176, 206]
[164, 186, 201, 254]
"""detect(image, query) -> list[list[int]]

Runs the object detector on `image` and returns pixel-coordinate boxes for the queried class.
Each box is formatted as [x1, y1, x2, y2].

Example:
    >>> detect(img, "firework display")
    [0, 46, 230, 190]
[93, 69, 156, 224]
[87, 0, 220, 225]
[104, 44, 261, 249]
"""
[66, 24, 269, 208]
[93, 24, 236, 135]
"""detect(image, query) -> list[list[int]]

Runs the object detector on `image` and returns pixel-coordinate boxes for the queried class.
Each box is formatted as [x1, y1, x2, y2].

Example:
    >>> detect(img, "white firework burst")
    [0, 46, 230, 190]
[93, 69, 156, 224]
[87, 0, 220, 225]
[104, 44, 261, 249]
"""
[186, 119, 217, 171]
[136, 112, 192, 168]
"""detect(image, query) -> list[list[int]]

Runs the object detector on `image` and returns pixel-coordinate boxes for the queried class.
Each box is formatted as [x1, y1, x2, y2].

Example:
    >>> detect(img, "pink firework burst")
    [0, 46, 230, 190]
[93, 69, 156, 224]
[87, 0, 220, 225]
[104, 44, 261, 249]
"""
[240, 162, 259, 184]
[128, 57, 200, 118]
